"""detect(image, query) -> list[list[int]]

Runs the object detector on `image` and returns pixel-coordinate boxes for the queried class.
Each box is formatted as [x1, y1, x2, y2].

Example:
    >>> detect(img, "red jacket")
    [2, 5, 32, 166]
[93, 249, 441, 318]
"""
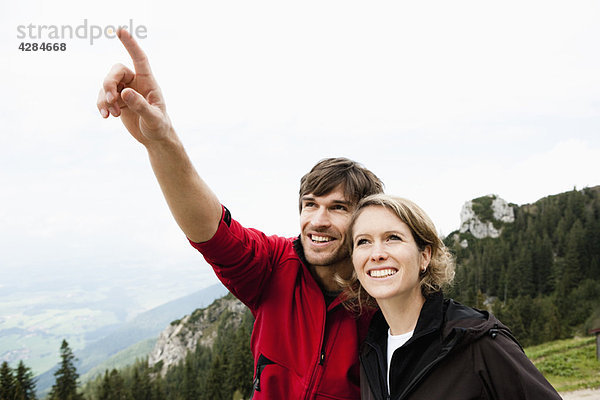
[190, 207, 372, 399]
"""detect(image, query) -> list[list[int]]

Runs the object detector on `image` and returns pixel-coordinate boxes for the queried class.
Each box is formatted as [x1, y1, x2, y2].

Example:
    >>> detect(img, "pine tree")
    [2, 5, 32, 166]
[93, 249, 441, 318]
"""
[108, 369, 129, 400]
[515, 246, 535, 295]
[559, 220, 585, 294]
[14, 361, 37, 400]
[204, 355, 227, 400]
[228, 320, 254, 398]
[49, 340, 83, 400]
[150, 378, 165, 400]
[98, 370, 112, 400]
[97, 368, 132, 400]
[181, 355, 198, 400]
[131, 366, 152, 400]
[0, 361, 15, 400]
[536, 235, 554, 294]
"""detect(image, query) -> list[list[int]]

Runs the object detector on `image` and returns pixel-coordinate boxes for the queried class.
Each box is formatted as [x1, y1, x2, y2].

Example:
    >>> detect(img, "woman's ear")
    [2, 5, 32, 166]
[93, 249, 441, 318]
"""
[420, 245, 432, 272]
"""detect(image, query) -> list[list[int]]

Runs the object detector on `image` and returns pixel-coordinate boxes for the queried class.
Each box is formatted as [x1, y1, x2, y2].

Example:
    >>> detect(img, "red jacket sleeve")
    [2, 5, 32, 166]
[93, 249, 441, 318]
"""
[188, 206, 286, 311]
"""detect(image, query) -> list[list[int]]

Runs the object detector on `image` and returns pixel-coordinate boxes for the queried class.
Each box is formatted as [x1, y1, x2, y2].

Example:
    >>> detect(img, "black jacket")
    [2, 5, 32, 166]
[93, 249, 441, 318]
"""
[360, 292, 562, 400]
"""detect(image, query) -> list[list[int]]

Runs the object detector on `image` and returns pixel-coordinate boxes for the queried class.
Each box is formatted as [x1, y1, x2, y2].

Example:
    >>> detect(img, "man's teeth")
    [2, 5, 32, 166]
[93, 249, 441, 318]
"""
[369, 269, 397, 278]
[312, 235, 332, 242]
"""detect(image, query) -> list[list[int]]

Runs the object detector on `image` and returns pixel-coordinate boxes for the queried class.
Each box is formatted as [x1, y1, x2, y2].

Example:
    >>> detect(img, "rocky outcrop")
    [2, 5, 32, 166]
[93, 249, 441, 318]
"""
[148, 294, 247, 376]
[459, 195, 514, 240]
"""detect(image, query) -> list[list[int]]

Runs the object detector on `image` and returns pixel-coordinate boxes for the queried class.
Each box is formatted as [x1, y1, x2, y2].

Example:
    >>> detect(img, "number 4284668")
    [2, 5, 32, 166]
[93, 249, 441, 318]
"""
[19, 42, 67, 51]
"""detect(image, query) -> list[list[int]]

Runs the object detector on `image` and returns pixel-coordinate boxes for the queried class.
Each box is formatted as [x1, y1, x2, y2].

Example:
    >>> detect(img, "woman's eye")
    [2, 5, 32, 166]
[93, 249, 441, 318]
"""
[355, 238, 369, 246]
[388, 234, 402, 241]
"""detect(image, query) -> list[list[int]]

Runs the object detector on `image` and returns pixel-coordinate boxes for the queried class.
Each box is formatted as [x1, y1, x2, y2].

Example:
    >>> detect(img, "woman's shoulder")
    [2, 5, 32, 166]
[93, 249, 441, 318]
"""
[443, 298, 488, 321]
[442, 298, 502, 339]
[442, 297, 523, 350]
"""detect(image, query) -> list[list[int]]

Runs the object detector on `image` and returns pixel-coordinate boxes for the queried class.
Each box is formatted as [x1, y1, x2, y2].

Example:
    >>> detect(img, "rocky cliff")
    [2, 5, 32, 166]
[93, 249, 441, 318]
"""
[458, 194, 515, 243]
[148, 293, 248, 376]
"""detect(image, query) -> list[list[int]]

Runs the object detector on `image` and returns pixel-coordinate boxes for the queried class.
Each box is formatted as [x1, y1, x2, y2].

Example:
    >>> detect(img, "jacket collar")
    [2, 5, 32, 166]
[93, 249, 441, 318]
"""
[365, 291, 445, 347]
[292, 236, 345, 310]
[361, 292, 446, 400]
[293, 236, 310, 267]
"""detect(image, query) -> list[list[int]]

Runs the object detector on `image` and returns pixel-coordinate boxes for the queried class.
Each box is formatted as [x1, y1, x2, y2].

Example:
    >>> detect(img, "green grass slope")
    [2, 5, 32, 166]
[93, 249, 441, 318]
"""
[526, 336, 600, 392]
[80, 337, 157, 383]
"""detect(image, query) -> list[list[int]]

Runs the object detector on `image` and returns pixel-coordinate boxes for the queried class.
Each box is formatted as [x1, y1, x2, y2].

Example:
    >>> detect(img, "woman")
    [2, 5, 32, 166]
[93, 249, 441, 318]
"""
[344, 194, 561, 400]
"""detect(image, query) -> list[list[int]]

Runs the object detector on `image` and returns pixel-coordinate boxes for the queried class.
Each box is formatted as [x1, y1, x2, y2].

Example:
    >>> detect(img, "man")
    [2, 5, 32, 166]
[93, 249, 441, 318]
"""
[97, 29, 383, 399]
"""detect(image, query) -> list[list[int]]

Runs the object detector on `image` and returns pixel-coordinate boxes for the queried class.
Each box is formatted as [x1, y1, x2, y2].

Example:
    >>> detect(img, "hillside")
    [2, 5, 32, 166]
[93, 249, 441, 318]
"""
[148, 293, 248, 376]
[446, 186, 600, 346]
[80, 338, 157, 383]
[526, 336, 599, 393]
[82, 293, 254, 400]
[36, 283, 228, 395]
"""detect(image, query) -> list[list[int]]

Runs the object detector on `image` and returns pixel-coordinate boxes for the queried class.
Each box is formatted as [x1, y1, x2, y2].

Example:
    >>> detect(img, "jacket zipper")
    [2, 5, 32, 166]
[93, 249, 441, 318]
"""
[394, 333, 462, 400]
[303, 341, 325, 399]
[318, 348, 326, 365]
[363, 341, 390, 400]
[303, 294, 330, 400]
[363, 327, 456, 400]
[393, 352, 449, 400]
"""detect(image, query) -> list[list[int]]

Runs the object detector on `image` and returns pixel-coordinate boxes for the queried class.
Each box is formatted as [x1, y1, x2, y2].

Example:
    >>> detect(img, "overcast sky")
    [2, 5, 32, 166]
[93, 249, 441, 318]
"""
[2, 1, 599, 304]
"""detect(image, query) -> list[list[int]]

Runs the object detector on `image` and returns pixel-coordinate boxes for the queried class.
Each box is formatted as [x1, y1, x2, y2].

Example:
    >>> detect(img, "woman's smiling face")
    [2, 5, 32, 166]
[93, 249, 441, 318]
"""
[351, 205, 431, 303]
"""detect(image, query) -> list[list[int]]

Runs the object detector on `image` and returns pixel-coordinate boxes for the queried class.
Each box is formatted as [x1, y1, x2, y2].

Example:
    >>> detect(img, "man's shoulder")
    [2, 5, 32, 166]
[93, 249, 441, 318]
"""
[265, 234, 302, 263]
[221, 219, 301, 262]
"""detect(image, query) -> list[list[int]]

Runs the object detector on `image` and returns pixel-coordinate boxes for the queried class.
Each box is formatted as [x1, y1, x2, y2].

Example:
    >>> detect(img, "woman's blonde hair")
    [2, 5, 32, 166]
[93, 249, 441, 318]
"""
[339, 194, 455, 313]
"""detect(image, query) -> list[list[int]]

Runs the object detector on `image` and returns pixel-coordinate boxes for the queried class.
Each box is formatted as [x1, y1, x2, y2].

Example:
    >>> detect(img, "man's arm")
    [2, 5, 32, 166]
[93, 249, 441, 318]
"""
[96, 28, 221, 243]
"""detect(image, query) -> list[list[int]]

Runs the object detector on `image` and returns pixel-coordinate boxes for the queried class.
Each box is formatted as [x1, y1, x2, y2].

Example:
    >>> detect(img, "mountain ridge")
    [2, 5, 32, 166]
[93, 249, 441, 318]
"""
[35, 283, 228, 394]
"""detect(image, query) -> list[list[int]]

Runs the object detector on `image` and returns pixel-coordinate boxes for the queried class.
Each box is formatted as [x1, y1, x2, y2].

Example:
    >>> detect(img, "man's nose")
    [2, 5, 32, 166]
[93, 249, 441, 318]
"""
[311, 207, 331, 227]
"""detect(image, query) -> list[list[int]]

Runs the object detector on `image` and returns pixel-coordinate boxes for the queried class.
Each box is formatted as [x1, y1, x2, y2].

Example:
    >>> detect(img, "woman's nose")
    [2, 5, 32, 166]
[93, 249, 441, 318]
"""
[370, 242, 388, 261]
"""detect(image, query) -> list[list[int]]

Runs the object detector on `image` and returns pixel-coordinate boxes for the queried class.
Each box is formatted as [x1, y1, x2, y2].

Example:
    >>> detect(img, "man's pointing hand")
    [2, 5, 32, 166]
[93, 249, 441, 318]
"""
[97, 28, 173, 145]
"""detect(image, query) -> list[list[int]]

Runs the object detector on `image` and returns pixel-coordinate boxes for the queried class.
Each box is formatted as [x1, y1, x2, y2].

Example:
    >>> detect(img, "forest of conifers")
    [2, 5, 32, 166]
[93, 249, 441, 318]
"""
[447, 186, 600, 346]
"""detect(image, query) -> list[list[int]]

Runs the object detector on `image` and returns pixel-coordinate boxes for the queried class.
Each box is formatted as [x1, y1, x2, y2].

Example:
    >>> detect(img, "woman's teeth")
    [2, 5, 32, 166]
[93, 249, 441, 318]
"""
[369, 269, 397, 278]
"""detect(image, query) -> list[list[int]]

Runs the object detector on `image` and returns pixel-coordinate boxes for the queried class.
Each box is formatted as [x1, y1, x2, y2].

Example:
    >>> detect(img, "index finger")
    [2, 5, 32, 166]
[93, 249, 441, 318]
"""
[117, 28, 152, 75]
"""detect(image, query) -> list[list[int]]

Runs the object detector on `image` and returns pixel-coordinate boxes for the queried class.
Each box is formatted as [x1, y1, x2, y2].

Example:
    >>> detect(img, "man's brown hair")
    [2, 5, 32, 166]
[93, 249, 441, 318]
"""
[299, 157, 384, 211]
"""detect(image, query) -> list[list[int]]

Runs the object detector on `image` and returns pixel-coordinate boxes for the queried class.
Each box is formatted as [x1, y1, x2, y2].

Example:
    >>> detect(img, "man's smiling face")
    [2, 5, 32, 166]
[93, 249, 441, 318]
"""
[299, 185, 354, 268]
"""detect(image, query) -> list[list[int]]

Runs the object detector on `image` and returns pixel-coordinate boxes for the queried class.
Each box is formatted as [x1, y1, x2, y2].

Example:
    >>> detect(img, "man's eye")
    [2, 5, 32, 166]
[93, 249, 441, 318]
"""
[303, 202, 316, 208]
[332, 205, 348, 211]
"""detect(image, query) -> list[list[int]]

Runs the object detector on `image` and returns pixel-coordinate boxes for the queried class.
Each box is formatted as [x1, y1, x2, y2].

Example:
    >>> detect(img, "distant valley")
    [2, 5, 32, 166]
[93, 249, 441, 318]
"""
[0, 278, 227, 383]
